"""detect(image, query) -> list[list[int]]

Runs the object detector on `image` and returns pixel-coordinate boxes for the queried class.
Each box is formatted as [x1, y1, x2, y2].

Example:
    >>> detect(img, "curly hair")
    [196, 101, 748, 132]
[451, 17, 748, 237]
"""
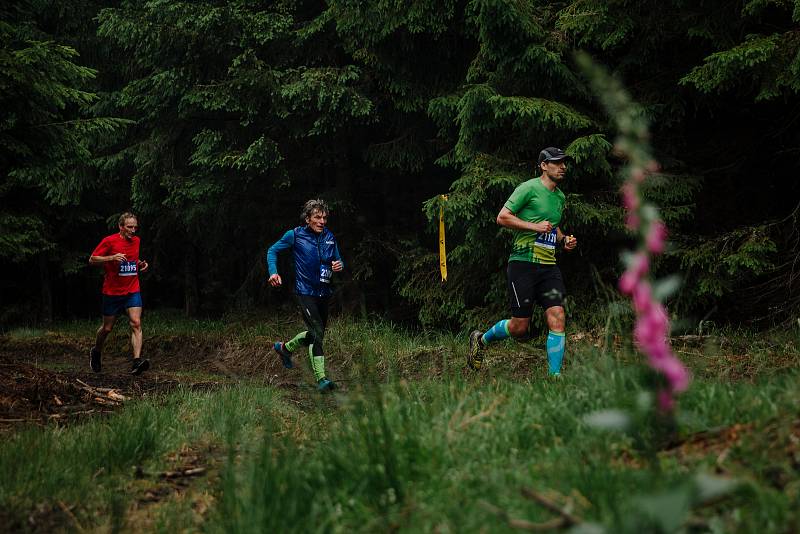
[300, 199, 329, 221]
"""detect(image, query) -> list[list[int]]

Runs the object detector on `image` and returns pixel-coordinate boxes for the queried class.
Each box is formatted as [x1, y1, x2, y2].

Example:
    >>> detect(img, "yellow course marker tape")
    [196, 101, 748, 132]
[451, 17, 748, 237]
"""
[439, 194, 448, 282]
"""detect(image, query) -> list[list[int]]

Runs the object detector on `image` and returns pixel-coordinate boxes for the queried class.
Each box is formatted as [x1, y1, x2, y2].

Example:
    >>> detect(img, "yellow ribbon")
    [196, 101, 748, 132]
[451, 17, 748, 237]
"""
[439, 194, 448, 282]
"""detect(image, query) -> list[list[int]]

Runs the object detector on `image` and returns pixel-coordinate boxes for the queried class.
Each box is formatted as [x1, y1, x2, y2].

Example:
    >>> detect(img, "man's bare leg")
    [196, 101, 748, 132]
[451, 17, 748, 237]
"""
[126, 306, 143, 359]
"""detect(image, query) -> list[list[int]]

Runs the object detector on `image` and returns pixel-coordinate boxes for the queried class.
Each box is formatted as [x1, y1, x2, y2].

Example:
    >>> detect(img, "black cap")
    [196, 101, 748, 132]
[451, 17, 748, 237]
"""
[537, 147, 571, 165]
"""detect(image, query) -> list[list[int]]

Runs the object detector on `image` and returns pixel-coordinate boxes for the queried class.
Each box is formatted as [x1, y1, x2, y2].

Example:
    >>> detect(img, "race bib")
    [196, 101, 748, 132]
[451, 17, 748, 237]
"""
[320, 264, 332, 284]
[535, 227, 558, 250]
[119, 260, 138, 276]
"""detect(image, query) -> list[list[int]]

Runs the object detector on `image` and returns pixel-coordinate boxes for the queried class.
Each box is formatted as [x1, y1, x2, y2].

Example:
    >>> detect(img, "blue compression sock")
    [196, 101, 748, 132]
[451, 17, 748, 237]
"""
[482, 319, 511, 345]
[547, 331, 566, 375]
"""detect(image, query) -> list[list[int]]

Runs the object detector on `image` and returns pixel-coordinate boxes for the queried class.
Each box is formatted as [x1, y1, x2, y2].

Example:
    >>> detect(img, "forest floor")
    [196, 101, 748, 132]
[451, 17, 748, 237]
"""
[1, 318, 798, 532]
[0, 325, 325, 532]
[0, 327, 325, 433]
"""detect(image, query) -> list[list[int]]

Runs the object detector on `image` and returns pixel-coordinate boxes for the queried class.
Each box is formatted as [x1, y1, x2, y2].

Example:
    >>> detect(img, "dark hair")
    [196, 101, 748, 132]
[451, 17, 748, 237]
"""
[301, 199, 329, 221]
[118, 212, 138, 226]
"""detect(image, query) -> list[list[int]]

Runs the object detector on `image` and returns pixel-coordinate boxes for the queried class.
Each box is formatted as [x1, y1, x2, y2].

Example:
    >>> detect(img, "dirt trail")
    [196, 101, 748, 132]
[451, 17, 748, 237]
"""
[0, 332, 309, 431]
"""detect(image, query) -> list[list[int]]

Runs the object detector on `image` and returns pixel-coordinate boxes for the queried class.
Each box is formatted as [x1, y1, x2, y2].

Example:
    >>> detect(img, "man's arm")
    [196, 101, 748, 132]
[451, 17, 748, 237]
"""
[556, 227, 577, 251]
[89, 240, 126, 265]
[496, 207, 553, 234]
[89, 253, 128, 265]
[331, 241, 344, 272]
[266, 230, 295, 286]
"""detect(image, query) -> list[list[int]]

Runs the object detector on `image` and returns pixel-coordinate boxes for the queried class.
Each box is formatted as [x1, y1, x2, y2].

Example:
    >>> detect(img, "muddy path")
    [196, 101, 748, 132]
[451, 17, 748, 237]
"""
[0, 331, 320, 431]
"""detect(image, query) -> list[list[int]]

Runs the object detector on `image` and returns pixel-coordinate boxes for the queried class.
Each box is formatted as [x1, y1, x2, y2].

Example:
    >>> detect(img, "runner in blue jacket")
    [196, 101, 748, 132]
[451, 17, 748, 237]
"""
[267, 199, 343, 392]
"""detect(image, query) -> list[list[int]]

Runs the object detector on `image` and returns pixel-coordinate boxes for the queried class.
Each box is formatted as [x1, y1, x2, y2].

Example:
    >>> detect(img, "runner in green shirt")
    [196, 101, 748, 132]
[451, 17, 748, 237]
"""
[468, 147, 578, 376]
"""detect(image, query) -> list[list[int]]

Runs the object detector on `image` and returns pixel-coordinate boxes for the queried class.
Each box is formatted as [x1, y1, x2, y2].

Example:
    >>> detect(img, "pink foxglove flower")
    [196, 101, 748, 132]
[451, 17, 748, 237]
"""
[619, 162, 690, 411]
[646, 220, 667, 254]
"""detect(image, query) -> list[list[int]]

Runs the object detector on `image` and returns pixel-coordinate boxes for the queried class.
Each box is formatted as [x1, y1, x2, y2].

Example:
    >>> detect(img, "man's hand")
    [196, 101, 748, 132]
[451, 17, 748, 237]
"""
[332, 260, 343, 272]
[137, 260, 149, 272]
[111, 253, 127, 262]
[564, 235, 577, 251]
[532, 221, 553, 234]
[269, 274, 282, 287]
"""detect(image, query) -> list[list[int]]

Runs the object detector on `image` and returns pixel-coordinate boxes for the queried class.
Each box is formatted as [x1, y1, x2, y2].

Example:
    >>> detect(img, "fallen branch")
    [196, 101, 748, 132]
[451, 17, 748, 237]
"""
[456, 396, 503, 431]
[75, 378, 98, 392]
[107, 390, 128, 402]
[48, 409, 96, 419]
[479, 500, 566, 531]
[160, 466, 206, 479]
[520, 488, 583, 526]
[75, 379, 128, 404]
[447, 396, 504, 441]
[91, 396, 121, 407]
[57, 500, 86, 533]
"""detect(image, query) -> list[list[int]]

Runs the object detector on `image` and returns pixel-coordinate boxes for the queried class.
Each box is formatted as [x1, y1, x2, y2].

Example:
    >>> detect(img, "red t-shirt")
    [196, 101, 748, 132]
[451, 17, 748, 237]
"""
[91, 233, 141, 296]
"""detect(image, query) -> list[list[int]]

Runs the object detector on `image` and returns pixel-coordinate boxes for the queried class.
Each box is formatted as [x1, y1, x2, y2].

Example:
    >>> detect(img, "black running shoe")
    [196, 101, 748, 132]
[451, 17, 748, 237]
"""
[131, 358, 150, 375]
[273, 342, 293, 369]
[467, 330, 485, 370]
[317, 377, 337, 392]
[89, 347, 101, 373]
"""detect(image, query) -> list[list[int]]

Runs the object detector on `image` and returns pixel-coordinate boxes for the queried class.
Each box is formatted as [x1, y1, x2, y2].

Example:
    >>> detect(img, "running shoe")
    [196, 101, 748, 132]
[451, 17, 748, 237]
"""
[273, 341, 293, 369]
[89, 347, 101, 373]
[131, 358, 150, 375]
[317, 377, 337, 392]
[467, 330, 484, 370]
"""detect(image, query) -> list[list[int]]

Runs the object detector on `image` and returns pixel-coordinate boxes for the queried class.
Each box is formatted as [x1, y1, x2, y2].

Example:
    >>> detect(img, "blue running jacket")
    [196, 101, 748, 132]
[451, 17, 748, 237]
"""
[266, 226, 343, 297]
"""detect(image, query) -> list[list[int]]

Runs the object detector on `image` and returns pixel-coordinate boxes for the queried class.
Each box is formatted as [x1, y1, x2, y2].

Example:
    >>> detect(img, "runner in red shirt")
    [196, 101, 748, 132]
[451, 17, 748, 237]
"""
[89, 212, 150, 375]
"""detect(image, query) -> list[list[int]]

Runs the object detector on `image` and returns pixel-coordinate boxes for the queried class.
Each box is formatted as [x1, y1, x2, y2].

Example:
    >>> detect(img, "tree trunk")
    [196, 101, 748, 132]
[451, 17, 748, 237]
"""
[184, 243, 199, 317]
[39, 255, 53, 324]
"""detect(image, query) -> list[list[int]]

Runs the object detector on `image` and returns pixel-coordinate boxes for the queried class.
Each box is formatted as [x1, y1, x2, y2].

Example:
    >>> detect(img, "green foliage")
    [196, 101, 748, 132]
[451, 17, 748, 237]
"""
[556, 0, 636, 51]
[0, 4, 131, 324]
[672, 225, 778, 306]
[279, 65, 374, 135]
[2, 0, 799, 326]
[681, 34, 786, 98]
[0, 213, 53, 262]
[0, 19, 129, 210]
[327, 0, 463, 113]
[681, 0, 800, 100]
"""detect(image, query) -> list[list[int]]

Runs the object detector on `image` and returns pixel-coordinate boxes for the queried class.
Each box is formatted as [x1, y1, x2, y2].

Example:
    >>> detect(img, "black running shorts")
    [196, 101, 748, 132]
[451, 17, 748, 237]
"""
[506, 261, 566, 318]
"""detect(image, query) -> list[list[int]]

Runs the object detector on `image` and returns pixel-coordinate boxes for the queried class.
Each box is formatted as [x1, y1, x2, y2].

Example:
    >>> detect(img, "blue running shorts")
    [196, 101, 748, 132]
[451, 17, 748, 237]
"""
[102, 292, 142, 317]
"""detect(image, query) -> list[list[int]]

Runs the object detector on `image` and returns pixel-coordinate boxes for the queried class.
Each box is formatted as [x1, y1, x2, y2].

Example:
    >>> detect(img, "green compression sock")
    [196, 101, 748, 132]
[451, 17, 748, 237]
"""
[308, 345, 326, 381]
[285, 331, 308, 353]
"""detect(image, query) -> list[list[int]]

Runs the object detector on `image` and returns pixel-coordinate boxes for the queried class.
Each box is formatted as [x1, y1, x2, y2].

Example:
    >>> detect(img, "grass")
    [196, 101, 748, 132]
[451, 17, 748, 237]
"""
[1, 315, 799, 532]
[7, 327, 48, 339]
[208, 366, 799, 532]
[0, 384, 296, 530]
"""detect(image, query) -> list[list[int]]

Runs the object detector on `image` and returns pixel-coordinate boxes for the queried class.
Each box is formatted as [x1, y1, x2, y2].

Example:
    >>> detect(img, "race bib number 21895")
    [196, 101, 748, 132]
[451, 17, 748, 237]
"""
[119, 261, 138, 276]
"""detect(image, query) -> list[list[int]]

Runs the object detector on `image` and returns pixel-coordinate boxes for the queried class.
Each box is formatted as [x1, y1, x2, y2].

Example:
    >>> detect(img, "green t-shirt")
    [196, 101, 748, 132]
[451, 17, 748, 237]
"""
[504, 177, 566, 265]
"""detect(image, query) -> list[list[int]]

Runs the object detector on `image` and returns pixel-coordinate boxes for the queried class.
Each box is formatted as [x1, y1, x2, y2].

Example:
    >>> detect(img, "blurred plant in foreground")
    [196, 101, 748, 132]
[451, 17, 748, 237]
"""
[574, 52, 740, 533]
[576, 52, 690, 413]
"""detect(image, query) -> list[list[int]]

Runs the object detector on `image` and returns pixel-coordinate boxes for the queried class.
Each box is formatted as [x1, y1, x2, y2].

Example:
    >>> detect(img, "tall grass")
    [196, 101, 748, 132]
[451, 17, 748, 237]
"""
[2, 318, 798, 531]
[0, 385, 290, 528]
[209, 344, 800, 532]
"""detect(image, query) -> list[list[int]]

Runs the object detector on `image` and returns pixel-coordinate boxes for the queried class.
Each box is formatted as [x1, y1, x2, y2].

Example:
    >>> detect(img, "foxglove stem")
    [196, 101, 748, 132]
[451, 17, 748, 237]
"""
[577, 51, 691, 412]
[620, 165, 691, 410]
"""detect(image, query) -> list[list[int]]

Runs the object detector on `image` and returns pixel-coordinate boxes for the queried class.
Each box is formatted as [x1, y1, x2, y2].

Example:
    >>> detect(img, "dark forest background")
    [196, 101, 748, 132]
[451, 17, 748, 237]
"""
[2, 0, 798, 330]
